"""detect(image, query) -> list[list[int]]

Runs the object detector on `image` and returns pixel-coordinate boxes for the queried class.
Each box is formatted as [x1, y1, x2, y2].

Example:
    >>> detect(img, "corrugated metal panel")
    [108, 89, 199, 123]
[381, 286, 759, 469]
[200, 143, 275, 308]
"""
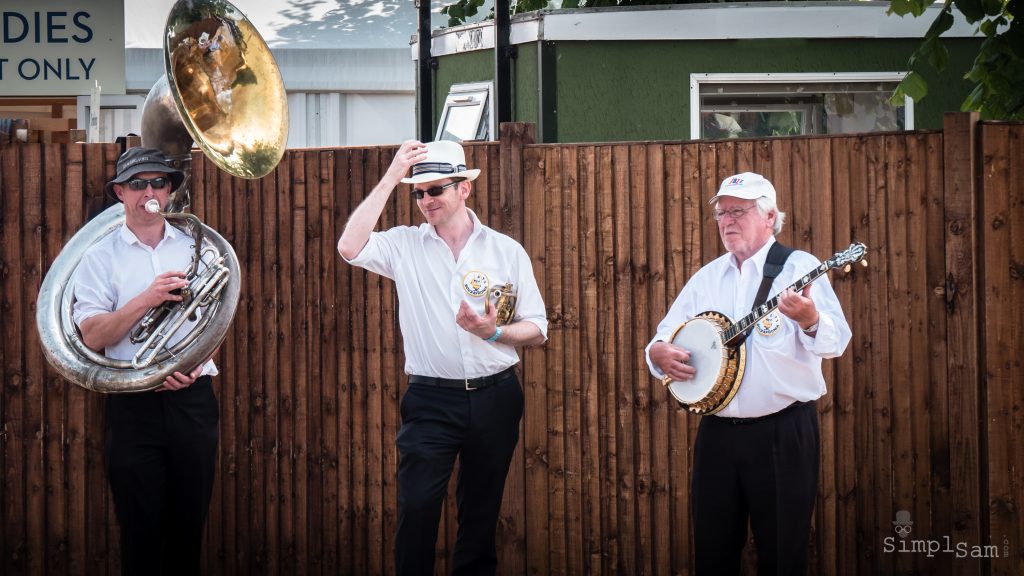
[289, 92, 414, 148]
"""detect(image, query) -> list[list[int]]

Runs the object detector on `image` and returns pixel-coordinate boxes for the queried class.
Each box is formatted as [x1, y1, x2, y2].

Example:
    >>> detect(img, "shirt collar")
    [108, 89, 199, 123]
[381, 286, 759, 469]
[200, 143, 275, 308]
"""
[425, 207, 484, 241]
[728, 236, 776, 275]
[117, 220, 180, 247]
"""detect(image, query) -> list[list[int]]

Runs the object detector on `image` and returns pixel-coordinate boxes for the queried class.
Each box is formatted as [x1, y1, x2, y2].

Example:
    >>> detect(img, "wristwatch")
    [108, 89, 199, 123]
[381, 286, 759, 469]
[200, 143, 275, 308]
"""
[802, 320, 819, 335]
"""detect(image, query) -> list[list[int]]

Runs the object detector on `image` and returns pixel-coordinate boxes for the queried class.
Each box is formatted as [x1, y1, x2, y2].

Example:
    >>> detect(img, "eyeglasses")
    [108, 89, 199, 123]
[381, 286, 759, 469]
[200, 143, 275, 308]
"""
[712, 206, 757, 221]
[411, 180, 460, 200]
[125, 177, 171, 191]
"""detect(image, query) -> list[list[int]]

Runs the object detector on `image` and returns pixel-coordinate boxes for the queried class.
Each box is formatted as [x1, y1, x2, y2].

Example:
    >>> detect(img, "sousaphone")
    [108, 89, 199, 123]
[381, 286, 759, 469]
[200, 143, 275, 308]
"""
[35, 0, 288, 392]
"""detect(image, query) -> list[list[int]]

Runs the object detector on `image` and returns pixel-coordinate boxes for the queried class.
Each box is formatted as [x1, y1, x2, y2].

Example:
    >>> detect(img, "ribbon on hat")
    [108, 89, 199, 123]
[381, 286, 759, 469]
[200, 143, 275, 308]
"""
[410, 162, 467, 177]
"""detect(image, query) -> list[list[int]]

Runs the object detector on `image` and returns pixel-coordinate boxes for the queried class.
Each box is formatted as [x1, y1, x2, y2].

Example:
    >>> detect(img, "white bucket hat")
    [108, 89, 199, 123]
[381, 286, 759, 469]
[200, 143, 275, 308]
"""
[708, 172, 777, 204]
[400, 140, 481, 185]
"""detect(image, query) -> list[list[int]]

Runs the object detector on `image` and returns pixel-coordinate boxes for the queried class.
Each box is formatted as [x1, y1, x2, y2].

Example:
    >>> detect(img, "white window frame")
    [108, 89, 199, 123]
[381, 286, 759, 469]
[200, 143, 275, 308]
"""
[435, 81, 494, 142]
[689, 72, 914, 140]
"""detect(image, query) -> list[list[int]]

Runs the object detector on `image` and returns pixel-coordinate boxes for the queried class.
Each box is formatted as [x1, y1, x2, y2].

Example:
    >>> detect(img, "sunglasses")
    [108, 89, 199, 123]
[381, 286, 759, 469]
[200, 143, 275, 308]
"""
[411, 180, 460, 200]
[125, 177, 171, 191]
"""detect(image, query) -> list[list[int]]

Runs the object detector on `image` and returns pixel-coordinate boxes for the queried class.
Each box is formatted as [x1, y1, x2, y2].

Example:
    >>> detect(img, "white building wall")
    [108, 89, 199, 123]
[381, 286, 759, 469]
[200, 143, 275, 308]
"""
[86, 48, 415, 148]
[286, 92, 414, 148]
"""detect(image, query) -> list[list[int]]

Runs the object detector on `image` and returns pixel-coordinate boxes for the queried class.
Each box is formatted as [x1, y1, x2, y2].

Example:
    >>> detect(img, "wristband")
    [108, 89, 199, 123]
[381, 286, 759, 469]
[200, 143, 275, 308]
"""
[484, 326, 502, 343]
[802, 320, 819, 334]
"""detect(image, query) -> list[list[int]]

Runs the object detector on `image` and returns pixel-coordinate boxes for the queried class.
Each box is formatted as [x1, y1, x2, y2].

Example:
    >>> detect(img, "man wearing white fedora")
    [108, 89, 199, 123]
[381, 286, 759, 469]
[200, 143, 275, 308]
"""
[338, 139, 548, 575]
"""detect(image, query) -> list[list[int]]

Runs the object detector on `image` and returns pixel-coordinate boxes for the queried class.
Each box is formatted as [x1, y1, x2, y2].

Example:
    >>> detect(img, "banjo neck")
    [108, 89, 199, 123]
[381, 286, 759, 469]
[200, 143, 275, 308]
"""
[722, 260, 833, 348]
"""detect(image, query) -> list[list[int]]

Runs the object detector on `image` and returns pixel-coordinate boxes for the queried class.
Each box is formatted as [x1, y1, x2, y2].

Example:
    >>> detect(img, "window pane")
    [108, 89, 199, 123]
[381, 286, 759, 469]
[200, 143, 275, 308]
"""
[699, 80, 904, 138]
[440, 104, 484, 142]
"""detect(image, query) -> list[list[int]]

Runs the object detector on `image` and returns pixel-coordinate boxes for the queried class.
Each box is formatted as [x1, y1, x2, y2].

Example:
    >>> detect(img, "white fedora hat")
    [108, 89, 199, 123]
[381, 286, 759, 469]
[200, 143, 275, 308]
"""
[400, 140, 481, 185]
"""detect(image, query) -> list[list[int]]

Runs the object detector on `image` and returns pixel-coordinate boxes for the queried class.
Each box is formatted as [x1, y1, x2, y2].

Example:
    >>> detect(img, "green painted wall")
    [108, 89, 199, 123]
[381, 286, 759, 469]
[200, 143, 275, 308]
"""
[430, 43, 540, 139]
[432, 36, 981, 143]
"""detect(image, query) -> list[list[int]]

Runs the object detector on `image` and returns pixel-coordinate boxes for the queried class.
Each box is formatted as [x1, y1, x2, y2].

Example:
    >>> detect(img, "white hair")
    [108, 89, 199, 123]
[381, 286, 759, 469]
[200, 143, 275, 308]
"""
[756, 196, 786, 235]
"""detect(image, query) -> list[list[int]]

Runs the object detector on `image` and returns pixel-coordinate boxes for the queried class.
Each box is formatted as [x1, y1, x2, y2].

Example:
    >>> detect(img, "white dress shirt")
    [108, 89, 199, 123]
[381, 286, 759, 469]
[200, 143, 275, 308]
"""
[72, 222, 218, 377]
[343, 208, 548, 379]
[645, 237, 851, 418]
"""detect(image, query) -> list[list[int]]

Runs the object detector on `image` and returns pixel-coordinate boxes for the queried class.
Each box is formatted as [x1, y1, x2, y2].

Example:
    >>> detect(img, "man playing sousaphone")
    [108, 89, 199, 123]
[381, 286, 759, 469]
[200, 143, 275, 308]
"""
[645, 172, 852, 575]
[337, 139, 547, 575]
[72, 147, 220, 574]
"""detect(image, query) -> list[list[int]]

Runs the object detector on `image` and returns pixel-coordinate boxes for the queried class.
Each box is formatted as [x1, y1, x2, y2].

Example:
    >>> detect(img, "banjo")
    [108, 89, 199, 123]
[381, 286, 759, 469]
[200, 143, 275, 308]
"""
[662, 242, 867, 414]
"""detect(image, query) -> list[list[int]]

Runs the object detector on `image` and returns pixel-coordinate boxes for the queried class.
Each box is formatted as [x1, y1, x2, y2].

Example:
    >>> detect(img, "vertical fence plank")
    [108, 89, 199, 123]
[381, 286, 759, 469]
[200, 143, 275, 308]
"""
[922, 131, 953, 576]
[381, 144, 403, 576]
[345, 148, 370, 576]
[317, 148, 339, 576]
[0, 146, 6, 574]
[595, 144, 619, 574]
[543, 145, 566, 575]
[906, 133, 940, 574]
[500, 125, 534, 576]
[980, 123, 1023, 576]
[560, 144, 584, 576]
[41, 144, 68, 575]
[867, 133, 895, 575]
[645, 143, 671, 576]
[1, 144, 27, 575]
[22, 143, 46, 576]
[849, 134, 879, 576]
[522, 144, 550, 576]
[943, 113, 984, 576]
[610, 144, 637, 574]
[576, 144, 603, 576]
[63, 144, 89, 576]
[885, 133, 919, 575]
[333, 147, 354, 576]
[628, 144, 653, 576]
[831, 135, 856, 573]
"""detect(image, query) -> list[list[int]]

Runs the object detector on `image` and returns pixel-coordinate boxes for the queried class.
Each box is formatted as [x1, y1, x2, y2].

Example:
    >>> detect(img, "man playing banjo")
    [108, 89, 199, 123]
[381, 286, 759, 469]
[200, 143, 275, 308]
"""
[645, 172, 851, 575]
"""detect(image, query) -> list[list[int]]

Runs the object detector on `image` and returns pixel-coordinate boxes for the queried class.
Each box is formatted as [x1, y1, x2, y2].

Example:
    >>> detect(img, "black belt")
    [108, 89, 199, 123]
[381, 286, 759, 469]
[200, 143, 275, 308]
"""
[715, 400, 810, 424]
[408, 367, 516, 391]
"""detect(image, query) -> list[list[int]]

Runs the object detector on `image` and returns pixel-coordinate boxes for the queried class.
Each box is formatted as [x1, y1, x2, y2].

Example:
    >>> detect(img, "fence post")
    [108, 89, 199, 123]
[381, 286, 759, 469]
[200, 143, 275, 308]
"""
[942, 111, 983, 576]
[498, 122, 535, 241]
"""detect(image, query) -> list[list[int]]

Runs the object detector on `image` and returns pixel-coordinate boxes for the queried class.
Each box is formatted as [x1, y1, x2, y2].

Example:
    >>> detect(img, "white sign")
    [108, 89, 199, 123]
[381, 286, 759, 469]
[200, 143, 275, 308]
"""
[0, 0, 125, 96]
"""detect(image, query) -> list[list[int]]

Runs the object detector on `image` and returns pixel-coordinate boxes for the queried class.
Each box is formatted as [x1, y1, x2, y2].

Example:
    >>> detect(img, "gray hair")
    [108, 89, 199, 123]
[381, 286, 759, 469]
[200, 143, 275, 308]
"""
[757, 196, 786, 235]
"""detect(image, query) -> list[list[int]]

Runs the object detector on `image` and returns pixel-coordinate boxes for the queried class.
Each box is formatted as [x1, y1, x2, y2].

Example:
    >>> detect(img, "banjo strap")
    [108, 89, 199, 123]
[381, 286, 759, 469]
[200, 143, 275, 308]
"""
[735, 241, 794, 345]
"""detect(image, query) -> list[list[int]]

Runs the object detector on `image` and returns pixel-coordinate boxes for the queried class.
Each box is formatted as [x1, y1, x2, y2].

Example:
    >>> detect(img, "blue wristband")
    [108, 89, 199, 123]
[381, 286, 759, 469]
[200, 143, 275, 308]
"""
[484, 326, 502, 343]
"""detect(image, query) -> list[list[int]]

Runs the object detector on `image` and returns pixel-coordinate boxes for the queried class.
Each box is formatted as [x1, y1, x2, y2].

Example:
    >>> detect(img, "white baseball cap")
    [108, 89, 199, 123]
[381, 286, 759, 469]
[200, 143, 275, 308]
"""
[708, 172, 777, 204]
[400, 140, 481, 185]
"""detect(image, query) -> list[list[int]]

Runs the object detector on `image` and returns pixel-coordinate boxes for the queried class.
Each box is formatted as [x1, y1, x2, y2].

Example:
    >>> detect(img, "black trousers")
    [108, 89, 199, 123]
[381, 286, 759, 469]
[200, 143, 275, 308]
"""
[395, 373, 523, 576]
[105, 376, 219, 576]
[692, 401, 819, 576]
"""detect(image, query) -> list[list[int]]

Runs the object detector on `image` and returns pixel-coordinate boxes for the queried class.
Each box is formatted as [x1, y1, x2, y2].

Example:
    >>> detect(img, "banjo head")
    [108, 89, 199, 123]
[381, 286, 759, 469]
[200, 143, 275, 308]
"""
[665, 315, 731, 404]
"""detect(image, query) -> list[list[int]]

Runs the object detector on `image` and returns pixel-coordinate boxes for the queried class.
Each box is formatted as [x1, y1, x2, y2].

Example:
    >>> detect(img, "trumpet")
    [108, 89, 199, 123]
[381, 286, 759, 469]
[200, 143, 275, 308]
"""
[491, 283, 518, 327]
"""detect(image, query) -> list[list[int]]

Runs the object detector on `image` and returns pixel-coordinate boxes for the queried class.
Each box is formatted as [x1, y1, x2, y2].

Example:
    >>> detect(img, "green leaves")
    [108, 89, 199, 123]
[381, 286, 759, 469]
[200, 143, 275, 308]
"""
[888, 0, 938, 17]
[441, 0, 487, 27]
[890, 71, 929, 106]
[891, 0, 1022, 120]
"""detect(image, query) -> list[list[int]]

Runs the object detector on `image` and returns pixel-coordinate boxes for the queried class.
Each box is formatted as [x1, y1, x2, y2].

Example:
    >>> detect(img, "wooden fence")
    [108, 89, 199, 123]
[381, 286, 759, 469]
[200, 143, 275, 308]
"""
[1, 114, 1021, 575]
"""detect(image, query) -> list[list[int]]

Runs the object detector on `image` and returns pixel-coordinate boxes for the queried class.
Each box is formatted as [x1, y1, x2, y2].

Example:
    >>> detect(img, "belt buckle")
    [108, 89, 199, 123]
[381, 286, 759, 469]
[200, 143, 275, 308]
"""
[464, 378, 474, 391]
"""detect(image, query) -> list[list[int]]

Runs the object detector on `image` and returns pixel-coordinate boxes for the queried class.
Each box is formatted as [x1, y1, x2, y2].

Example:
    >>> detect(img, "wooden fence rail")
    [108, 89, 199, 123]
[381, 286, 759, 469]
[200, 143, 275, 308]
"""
[1, 114, 1021, 575]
